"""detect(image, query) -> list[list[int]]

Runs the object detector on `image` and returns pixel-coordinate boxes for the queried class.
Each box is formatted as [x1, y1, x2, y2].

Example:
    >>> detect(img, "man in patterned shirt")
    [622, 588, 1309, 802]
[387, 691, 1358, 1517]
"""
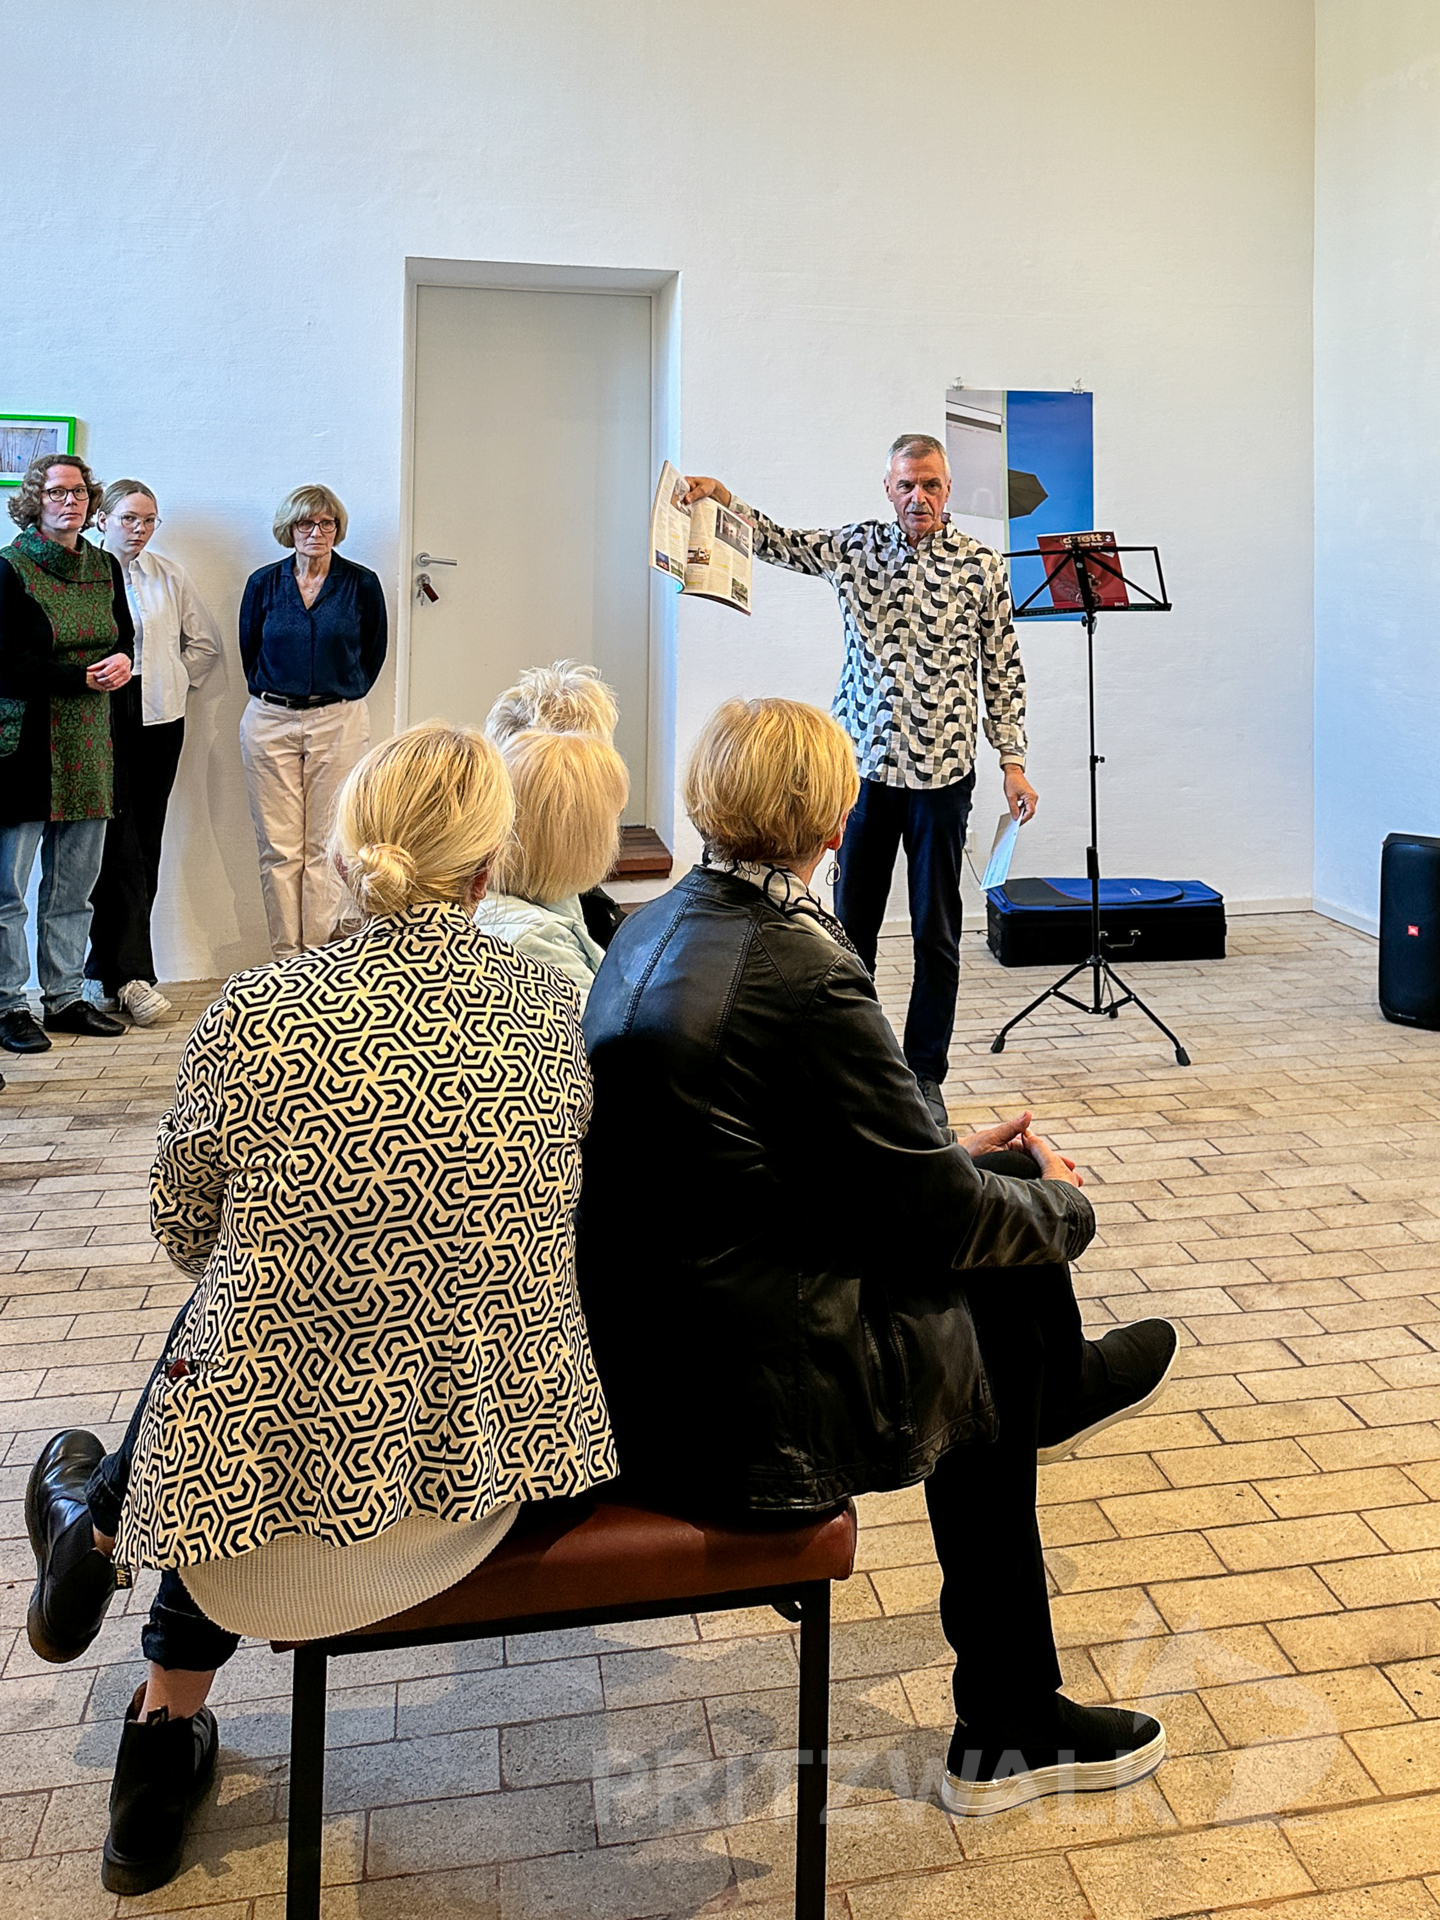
[684, 437, 1037, 1128]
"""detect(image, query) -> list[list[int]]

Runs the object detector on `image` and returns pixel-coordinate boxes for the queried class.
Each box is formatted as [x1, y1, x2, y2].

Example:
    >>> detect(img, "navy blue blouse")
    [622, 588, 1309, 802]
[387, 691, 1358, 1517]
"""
[238, 553, 387, 701]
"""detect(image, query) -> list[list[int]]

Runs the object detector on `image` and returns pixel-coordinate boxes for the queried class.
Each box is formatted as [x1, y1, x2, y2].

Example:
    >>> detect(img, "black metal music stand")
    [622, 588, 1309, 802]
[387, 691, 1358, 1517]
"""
[989, 537, 1191, 1067]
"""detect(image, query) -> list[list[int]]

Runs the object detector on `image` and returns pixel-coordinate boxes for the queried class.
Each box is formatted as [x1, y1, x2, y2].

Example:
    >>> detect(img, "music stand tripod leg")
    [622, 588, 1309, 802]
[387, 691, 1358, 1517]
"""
[1097, 958, 1191, 1066]
[990, 957, 1090, 1053]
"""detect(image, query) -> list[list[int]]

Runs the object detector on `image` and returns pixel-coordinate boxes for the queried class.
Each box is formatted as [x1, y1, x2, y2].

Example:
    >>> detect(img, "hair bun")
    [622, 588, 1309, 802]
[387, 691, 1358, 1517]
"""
[349, 841, 419, 917]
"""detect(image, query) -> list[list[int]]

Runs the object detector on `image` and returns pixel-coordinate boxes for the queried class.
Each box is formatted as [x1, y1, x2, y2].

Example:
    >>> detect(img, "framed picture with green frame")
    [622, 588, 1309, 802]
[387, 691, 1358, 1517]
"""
[0, 415, 78, 488]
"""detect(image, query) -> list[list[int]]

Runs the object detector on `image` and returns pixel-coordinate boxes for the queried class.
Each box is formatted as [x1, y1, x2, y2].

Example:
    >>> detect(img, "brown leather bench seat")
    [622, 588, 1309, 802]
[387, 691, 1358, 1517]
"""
[272, 1496, 858, 1920]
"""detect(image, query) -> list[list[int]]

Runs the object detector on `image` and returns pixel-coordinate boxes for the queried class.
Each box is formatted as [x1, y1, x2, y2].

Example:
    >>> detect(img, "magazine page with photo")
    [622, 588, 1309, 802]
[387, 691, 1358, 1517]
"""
[648, 461, 752, 614]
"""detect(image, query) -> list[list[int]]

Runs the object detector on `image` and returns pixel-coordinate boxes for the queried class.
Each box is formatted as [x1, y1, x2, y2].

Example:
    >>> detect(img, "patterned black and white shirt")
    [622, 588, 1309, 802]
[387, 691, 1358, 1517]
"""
[732, 500, 1028, 790]
[117, 902, 617, 1573]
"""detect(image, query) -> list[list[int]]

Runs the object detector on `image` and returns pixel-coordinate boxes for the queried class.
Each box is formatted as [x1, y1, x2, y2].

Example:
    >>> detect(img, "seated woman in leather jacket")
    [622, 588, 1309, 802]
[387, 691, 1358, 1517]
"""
[579, 697, 1179, 1819]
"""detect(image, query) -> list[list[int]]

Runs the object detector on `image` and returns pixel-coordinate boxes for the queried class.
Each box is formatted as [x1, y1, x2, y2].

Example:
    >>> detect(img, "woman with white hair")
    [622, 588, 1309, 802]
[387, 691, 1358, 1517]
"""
[485, 659, 628, 949]
[22, 720, 615, 1896]
[475, 728, 630, 1006]
[238, 483, 387, 959]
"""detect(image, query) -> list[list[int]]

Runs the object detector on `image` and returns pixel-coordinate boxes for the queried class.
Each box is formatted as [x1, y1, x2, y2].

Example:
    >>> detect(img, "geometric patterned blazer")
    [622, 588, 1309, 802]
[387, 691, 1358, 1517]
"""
[116, 902, 617, 1573]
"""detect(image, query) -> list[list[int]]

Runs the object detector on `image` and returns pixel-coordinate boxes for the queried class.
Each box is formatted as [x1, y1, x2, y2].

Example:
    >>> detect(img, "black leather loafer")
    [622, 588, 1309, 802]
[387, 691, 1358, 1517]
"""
[102, 1687, 219, 1895]
[25, 1429, 119, 1663]
[0, 1007, 51, 1053]
[44, 1000, 126, 1038]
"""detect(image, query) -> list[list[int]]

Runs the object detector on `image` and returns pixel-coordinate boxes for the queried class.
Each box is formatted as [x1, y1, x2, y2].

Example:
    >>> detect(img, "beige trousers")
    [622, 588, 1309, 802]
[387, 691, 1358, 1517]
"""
[239, 696, 370, 959]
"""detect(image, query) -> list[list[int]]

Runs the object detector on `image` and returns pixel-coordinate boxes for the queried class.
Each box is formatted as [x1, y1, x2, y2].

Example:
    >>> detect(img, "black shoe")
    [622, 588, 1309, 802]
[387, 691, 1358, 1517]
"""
[0, 1007, 51, 1053]
[942, 1693, 1165, 1816]
[1037, 1319, 1180, 1465]
[917, 1077, 950, 1129]
[102, 1687, 219, 1895]
[44, 1000, 125, 1037]
[25, 1429, 118, 1663]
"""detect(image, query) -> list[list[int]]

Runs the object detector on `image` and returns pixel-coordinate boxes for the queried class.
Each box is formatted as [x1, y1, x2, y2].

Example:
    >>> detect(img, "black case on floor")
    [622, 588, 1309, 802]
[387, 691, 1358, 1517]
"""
[1379, 832, 1440, 1029]
[986, 878, 1227, 968]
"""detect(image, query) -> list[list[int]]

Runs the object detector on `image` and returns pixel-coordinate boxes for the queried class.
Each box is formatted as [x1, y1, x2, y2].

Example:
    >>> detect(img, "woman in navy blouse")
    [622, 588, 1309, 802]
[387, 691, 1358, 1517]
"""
[237, 485, 387, 958]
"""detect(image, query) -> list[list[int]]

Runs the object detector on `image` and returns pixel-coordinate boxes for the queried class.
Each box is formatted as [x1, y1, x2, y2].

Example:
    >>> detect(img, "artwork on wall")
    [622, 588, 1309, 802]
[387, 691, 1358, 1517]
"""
[944, 387, 1094, 615]
[0, 415, 77, 487]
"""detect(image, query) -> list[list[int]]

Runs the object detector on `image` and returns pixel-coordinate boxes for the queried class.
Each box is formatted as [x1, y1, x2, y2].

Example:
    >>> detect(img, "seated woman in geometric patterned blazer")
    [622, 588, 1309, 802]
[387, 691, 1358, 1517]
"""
[21, 721, 618, 1898]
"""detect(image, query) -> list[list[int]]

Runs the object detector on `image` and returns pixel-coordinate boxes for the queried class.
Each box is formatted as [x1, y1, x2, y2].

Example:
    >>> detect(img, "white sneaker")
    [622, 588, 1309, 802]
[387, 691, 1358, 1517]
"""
[82, 981, 119, 1014]
[116, 980, 173, 1027]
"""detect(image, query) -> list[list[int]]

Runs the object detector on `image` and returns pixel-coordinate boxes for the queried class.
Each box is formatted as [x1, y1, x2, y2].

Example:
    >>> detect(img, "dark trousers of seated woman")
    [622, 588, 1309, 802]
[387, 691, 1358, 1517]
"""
[925, 1148, 1086, 1723]
[86, 1301, 241, 1674]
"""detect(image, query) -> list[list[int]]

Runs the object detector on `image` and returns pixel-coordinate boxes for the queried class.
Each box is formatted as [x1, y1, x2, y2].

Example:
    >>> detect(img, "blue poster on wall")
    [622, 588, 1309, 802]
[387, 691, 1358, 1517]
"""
[945, 388, 1094, 618]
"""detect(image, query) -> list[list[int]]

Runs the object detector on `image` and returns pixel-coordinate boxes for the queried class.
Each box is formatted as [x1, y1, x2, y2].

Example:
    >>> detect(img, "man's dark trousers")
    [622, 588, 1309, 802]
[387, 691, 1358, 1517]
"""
[834, 774, 975, 1084]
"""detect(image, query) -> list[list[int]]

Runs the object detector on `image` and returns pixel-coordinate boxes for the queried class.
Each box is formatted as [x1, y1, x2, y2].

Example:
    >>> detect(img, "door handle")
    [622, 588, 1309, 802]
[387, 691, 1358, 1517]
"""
[415, 554, 457, 568]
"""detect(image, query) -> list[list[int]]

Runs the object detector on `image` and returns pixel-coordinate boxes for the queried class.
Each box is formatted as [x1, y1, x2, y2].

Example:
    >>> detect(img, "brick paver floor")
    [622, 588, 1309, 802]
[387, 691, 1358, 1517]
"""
[4, 912, 1440, 1919]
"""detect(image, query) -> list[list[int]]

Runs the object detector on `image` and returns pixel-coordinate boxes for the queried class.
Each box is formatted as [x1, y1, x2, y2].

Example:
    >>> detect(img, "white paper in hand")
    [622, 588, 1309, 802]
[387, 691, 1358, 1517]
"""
[980, 812, 1023, 892]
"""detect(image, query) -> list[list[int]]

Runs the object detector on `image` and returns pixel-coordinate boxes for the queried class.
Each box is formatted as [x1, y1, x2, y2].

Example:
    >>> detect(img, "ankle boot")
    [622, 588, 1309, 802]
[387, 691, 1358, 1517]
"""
[25, 1429, 118, 1662]
[101, 1685, 219, 1895]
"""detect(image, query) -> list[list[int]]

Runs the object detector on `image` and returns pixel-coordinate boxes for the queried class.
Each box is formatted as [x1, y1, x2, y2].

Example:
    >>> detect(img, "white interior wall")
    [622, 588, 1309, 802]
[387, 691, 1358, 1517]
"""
[3, 0, 1315, 980]
[1313, 0, 1440, 935]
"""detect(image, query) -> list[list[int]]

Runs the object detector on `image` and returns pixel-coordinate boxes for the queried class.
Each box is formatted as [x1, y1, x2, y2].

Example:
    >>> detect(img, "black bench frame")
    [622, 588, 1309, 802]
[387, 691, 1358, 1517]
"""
[284, 1577, 834, 1920]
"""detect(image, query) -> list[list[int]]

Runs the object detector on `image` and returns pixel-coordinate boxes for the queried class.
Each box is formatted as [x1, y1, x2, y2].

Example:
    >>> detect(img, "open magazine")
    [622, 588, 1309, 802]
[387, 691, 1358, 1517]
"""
[649, 461, 753, 614]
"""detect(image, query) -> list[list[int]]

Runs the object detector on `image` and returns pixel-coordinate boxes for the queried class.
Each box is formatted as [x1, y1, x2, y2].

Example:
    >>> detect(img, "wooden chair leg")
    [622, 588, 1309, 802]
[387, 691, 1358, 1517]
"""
[286, 1644, 329, 1920]
[794, 1581, 831, 1920]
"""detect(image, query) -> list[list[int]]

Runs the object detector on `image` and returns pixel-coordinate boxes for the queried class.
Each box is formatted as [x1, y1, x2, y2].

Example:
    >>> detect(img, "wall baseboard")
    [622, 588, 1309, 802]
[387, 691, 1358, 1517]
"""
[1312, 896, 1380, 938]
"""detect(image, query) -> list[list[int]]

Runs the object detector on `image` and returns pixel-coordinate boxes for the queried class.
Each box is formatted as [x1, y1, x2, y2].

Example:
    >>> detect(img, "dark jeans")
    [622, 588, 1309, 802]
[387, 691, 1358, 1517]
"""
[926, 1148, 1084, 1720]
[86, 1299, 241, 1674]
[833, 775, 975, 1084]
[85, 690, 185, 995]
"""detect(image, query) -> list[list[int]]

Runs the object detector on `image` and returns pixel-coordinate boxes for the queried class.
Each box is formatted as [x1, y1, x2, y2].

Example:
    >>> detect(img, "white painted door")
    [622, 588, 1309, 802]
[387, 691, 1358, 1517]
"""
[409, 284, 652, 818]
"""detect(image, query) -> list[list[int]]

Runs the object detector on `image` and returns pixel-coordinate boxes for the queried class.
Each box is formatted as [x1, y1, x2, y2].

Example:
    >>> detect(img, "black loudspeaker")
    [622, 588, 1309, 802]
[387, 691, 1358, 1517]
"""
[1379, 833, 1440, 1029]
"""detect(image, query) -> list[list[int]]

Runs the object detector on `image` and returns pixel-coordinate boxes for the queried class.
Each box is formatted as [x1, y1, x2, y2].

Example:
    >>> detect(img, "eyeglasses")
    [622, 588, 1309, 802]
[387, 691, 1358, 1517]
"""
[294, 518, 338, 536]
[42, 486, 90, 503]
[117, 515, 159, 531]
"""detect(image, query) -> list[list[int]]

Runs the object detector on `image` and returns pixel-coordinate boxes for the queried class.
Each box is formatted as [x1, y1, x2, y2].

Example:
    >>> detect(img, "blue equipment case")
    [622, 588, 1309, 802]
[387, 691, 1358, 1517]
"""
[986, 877, 1227, 968]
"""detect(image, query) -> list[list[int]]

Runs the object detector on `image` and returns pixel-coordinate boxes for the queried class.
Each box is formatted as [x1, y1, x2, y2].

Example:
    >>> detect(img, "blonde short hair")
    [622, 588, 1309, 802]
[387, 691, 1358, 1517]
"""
[491, 730, 629, 905]
[684, 699, 859, 867]
[273, 483, 348, 548]
[330, 721, 514, 918]
[486, 660, 618, 745]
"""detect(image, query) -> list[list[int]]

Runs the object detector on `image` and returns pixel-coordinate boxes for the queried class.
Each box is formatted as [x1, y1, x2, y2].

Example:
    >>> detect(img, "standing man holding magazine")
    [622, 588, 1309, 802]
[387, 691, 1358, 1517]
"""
[685, 436, 1035, 1130]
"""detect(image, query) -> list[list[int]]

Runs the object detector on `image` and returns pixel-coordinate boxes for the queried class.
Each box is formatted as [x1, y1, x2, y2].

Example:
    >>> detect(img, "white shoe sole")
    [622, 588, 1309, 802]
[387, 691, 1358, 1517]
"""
[941, 1721, 1166, 1816]
[1036, 1322, 1180, 1466]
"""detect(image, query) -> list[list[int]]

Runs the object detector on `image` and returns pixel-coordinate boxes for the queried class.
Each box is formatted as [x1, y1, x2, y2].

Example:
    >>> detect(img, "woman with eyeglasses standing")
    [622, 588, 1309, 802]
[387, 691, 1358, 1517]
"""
[83, 481, 223, 1025]
[238, 485, 387, 959]
[0, 455, 133, 1058]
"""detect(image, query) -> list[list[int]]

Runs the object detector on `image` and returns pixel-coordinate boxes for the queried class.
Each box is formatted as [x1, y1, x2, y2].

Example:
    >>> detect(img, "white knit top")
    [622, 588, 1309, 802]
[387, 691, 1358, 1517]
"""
[183, 1503, 517, 1641]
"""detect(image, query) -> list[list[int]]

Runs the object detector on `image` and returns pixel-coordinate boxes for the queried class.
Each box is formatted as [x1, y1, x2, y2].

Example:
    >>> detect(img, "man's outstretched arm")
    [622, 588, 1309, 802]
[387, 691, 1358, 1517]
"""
[683, 475, 841, 579]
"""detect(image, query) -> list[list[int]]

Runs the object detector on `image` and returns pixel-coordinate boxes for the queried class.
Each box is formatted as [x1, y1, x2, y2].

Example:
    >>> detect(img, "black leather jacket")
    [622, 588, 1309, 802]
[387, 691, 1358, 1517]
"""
[579, 868, 1095, 1512]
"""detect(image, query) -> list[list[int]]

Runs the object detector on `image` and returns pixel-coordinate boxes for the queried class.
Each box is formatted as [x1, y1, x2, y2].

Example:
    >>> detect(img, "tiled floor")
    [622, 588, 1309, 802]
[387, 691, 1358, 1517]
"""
[5, 913, 1440, 1919]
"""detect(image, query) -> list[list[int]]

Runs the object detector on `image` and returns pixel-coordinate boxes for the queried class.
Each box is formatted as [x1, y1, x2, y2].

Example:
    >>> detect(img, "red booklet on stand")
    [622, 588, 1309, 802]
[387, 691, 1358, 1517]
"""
[1037, 531, 1129, 610]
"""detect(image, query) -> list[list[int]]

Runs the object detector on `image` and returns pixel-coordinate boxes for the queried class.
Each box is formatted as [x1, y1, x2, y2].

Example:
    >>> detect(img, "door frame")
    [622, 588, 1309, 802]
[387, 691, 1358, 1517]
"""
[400, 257, 681, 845]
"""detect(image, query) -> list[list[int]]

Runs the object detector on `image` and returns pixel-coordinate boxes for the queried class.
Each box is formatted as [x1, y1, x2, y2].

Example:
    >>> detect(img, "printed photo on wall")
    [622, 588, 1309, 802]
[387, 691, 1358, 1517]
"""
[944, 388, 1094, 617]
[0, 414, 77, 486]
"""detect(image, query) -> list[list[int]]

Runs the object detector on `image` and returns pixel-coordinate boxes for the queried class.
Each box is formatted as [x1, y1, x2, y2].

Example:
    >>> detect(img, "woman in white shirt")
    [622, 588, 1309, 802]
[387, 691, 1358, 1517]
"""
[84, 480, 221, 1025]
[22, 721, 616, 1896]
[474, 728, 629, 1008]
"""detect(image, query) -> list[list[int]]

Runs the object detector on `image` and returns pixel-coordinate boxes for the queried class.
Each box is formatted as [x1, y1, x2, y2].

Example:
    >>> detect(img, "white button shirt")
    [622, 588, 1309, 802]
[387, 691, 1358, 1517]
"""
[121, 547, 223, 725]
